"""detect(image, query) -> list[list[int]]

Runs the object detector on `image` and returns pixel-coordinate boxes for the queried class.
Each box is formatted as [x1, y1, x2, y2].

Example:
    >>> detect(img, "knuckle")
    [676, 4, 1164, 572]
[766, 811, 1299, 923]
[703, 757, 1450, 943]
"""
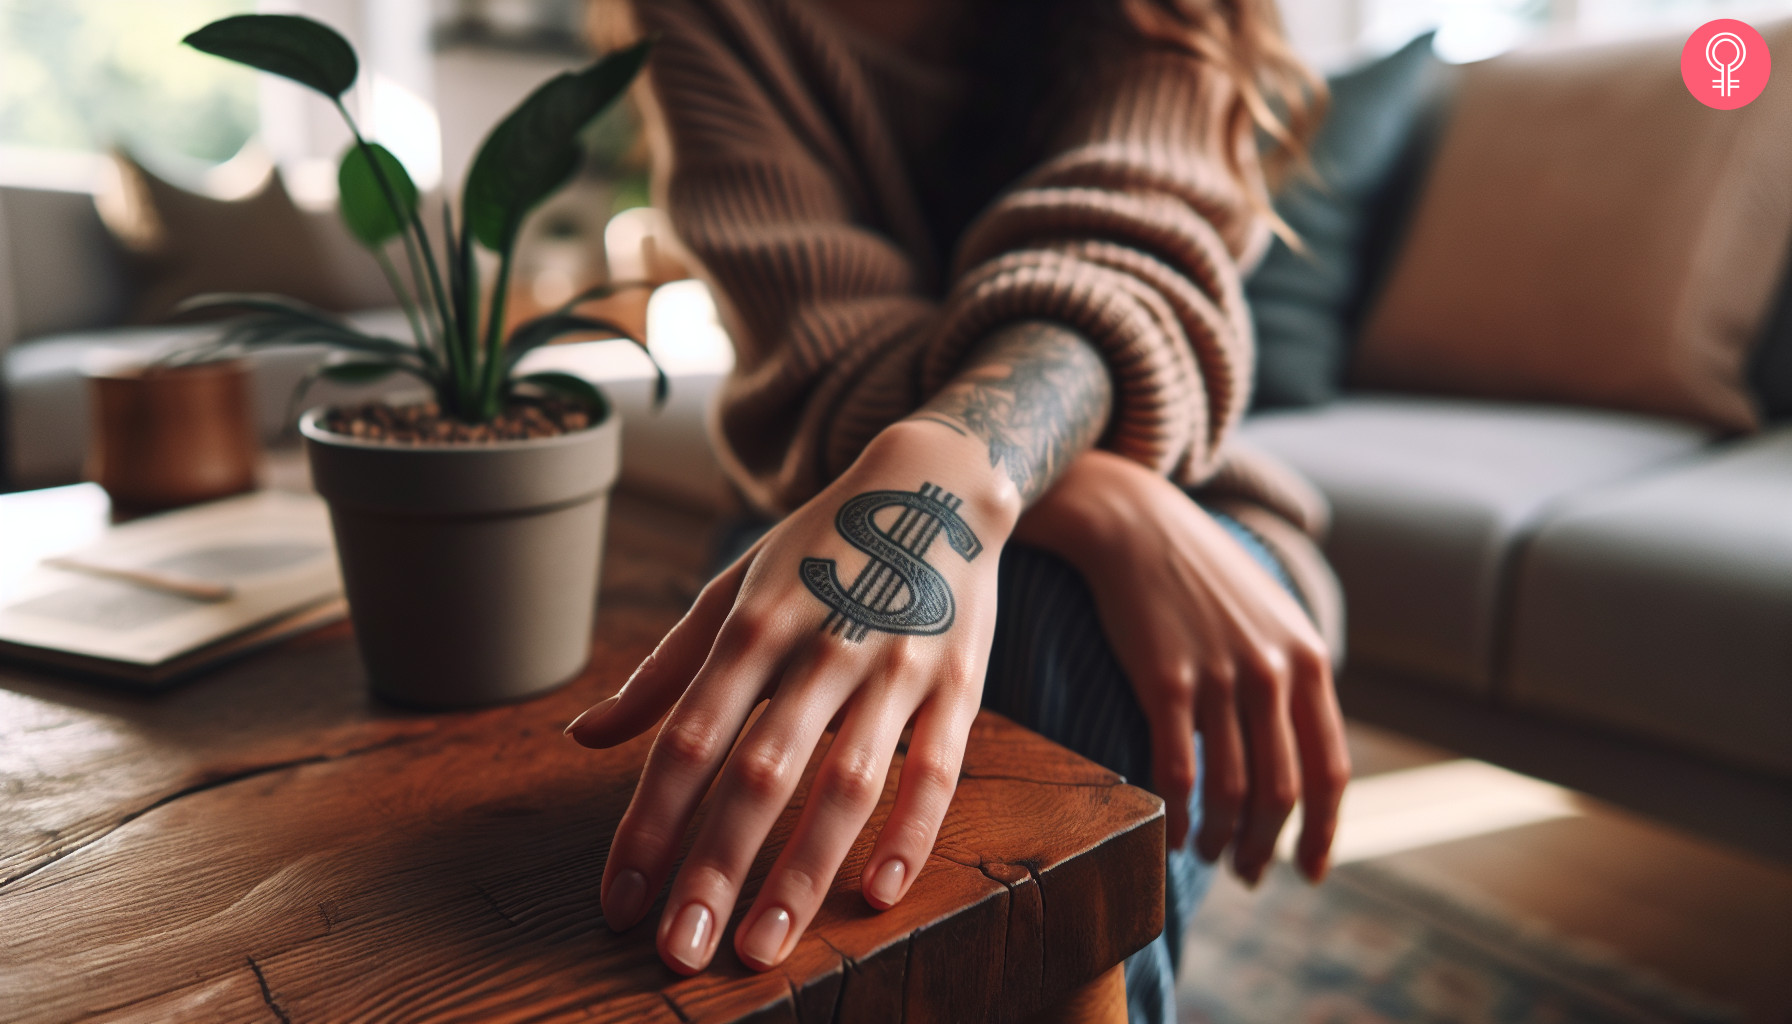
[1159, 758, 1198, 796]
[1293, 637, 1332, 679]
[1202, 665, 1237, 702]
[1264, 777, 1301, 813]
[658, 715, 727, 770]
[903, 749, 960, 798]
[893, 814, 936, 853]
[876, 639, 923, 680]
[775, 862, 827, 902]
[1211, 775, 1248, 811]
[732, 744, 793, 801]
[1152, 662, 1198, 704]
[722, 611, 773, 653]
[818, 748, 883, 808]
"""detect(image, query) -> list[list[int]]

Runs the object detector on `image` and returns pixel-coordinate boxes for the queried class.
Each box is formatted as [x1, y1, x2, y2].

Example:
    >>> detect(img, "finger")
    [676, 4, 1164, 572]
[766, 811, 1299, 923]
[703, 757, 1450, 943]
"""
[1193, 666, 1246, 865]
[1289, 644, 1349, 882]
[860, 682, 977, 911]
[599, 609, 791, 933]
[735, 661, 914, 969]
[1230, 654, 1300, 885]
[569, 547, 756, 748]
[655, 643, 853, 974]
[1145, 669, 1199, 851]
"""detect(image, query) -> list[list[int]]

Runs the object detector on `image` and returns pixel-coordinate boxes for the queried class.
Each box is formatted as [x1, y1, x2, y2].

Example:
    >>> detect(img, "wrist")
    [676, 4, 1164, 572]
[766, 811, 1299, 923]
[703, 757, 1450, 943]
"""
[1012, 451, 1136, 570]
[864, 419, 1025, 537]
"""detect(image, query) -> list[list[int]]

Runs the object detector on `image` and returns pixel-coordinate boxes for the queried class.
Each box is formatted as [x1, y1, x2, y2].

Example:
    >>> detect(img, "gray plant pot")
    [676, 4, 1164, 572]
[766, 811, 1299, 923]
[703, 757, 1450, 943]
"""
[300, 410, 620, 708]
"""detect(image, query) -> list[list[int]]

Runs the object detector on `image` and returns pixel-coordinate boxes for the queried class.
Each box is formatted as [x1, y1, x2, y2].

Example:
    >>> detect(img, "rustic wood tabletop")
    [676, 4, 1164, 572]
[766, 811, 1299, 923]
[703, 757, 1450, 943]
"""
[0, 486, 1164, 1024]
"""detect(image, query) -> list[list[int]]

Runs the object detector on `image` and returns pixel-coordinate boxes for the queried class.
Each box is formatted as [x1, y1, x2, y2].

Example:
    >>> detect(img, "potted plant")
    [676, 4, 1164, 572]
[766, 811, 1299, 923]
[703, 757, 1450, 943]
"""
[180, 14, 661, 708]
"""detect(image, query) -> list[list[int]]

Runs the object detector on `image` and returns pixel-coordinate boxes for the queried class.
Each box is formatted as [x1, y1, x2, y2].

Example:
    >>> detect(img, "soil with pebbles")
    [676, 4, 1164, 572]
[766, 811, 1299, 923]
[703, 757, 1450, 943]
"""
[319, 400, 594, 444]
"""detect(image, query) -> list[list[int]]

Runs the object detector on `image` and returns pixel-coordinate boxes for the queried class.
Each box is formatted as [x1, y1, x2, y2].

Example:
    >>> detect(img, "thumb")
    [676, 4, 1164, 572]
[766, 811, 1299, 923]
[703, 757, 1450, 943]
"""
[567, 542, 757, 747]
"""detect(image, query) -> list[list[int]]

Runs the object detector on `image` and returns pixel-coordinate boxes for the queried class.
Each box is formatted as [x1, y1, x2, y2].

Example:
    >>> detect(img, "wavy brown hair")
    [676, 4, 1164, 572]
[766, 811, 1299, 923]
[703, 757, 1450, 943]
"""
[1120, 0, 1327, 238]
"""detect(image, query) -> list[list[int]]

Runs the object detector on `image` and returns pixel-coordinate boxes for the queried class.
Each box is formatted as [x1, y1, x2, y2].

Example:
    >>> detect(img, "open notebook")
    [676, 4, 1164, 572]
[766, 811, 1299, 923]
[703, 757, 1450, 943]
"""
[0, 490, 346, 686]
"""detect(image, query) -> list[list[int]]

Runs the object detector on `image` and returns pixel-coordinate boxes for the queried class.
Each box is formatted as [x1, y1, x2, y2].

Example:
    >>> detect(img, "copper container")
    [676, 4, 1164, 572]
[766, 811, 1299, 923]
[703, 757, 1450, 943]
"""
[85, 359, 259, 511]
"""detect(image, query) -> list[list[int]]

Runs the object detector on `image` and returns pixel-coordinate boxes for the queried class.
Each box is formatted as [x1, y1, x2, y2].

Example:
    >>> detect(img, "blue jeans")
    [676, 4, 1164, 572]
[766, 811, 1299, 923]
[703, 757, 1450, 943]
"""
[982, 512, 1298, 1024]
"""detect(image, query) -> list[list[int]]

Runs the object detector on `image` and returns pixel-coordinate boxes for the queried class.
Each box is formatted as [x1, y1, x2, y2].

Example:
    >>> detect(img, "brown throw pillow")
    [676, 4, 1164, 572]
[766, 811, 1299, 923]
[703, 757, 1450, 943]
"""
[97, 150, 393, 324]
[1354, 22, 1792, 432]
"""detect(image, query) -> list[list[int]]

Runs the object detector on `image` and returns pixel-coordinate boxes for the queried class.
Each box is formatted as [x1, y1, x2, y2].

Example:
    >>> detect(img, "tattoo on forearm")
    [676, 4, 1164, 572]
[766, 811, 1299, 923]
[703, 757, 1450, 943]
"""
[802, 483, 983, 642]
[913, 321, 1112, 502]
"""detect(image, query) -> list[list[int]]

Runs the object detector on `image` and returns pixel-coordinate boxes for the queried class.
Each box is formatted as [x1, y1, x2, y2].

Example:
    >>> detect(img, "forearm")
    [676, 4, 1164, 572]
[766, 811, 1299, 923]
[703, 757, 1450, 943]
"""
[903, 320, 1112, 508]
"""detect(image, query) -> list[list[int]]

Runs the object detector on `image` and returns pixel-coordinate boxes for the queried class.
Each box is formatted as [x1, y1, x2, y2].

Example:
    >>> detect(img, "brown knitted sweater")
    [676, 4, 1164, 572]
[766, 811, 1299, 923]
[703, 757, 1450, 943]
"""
[633, 0, 1342, 641]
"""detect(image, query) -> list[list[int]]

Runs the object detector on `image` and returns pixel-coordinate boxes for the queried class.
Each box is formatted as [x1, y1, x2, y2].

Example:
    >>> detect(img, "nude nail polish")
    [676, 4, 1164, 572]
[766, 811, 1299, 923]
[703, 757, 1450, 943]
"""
[667, 902, 714, 970]
[606, 868, 647, 929]
[866, 859, 905, 907]
[565, 694, 620, 737]
[739, 906, 791, 967]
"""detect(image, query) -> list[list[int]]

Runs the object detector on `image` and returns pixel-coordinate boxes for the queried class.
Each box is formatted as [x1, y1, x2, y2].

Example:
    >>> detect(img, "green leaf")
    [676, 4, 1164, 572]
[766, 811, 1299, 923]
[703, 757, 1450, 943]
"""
[287, 358, 435, 426]
[176, 291, 352, 325]
[338, 143, 418, 247]
[319, 359, 402, 384]
[501, 312, 667, 408]
[207, 312, 434, 370]
[462, 40, 651, 253]
[183, 14, 357, 99]
[503, 313, 634, 368]
[513, 371, 610, 422]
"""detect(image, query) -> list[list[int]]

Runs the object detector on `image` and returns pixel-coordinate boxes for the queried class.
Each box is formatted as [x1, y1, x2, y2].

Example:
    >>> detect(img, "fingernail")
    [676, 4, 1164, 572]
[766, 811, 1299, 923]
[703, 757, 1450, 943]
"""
[739, 906, 791, 968]
[605, 869, 647, 929]
[667, 902, 715, 971]
[1307, 852, 1331, 885]
[566, 695, 620, 737]
[866, 859, 905, 907]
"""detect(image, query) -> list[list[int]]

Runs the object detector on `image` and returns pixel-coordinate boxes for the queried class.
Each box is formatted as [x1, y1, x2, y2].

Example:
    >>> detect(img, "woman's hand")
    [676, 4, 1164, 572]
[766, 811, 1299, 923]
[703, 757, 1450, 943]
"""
[1013, 450, 1349, 885]
[567, 421, 1017, 974]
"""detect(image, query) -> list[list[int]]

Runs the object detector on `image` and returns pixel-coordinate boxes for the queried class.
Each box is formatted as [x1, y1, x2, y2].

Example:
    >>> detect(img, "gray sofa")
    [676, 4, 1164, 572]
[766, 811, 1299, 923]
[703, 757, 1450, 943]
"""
[1242, 398, 1791, 859]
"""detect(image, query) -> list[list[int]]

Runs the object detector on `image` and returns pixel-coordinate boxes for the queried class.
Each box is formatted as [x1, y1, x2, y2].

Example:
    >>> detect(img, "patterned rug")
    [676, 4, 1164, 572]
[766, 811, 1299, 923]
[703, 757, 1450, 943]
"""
[1177, 863, 1741, 1024]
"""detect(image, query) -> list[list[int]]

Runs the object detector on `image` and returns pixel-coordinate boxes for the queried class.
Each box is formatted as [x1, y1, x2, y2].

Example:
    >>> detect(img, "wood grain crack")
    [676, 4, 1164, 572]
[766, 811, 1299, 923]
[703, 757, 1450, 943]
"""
[247, 955, 294, 1024]
[957, 769, 1119, 789]
[1, 735, 418, 891]
[659, 990, 693, 1024]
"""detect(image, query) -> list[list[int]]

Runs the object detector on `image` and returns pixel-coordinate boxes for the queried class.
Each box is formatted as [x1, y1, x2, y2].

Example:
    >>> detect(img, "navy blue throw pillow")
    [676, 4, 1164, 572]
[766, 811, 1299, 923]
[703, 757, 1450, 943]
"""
[1750, 254, 1792, 421]
[1247, 32, 1447, 410]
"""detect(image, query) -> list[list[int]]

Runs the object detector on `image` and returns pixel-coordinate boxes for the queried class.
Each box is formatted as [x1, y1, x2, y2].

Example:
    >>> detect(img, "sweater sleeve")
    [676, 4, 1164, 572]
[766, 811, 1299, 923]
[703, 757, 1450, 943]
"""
[634, 0, 944, 512]
[923, 44, 1266, 488]
[638, 0, 1275, 514]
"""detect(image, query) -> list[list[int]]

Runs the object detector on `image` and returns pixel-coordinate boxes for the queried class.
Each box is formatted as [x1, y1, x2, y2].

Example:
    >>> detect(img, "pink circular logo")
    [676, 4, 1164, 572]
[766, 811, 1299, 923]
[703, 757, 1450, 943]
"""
[1682, 19, 1770, 109]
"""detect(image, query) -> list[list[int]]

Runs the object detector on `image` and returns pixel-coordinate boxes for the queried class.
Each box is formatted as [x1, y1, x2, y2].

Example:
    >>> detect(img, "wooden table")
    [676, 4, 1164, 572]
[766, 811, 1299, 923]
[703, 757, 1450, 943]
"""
[0, 486, 1165, 1023]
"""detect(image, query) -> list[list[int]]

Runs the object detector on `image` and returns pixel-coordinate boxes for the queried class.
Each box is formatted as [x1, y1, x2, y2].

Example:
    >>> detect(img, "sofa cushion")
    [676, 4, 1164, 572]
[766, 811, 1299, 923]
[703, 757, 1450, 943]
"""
[0, 185, 131, 345]
[1242, 396, 1713, 692]
[1752, 252, 1792, 422]
[1246, 32, 1448, 411]
[1355, 22, 1792, 433]
[97, 152, 395, 324]
[1505, 428, 1792, 777]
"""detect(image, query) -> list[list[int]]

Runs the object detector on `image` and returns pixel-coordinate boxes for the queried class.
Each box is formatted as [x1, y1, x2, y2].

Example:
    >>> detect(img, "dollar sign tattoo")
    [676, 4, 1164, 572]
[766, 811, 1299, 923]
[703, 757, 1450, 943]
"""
[801, 483, 983, 641]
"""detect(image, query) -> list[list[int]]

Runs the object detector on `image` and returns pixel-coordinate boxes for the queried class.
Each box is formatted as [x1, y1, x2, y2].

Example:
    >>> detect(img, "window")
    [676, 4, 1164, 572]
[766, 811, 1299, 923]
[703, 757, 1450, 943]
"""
[0, 0, 257, 181]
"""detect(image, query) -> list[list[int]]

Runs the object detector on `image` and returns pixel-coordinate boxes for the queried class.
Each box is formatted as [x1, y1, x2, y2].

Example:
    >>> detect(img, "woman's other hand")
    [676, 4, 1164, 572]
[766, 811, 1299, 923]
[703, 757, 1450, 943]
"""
[1014, 450, 1349, 885]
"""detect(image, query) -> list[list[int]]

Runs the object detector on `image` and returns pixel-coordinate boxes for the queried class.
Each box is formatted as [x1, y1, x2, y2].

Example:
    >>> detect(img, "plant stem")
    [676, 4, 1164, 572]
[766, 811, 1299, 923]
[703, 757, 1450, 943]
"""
[371, 247, 429, 361]
[331, 99, 446, 368]
[407, 211, 461, 399]
[481, 249, 515, 418]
